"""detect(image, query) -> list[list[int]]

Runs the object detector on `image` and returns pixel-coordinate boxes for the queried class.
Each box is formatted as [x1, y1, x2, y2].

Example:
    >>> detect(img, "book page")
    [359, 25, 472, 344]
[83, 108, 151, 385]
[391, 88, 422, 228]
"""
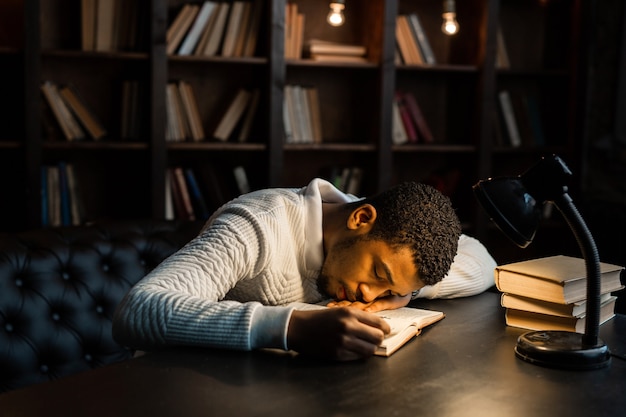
[289, 302, 444, 355]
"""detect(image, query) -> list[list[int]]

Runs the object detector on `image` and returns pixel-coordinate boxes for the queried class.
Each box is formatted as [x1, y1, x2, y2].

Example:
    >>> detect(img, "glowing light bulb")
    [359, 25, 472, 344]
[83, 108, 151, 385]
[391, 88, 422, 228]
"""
[327, 1, 345, 27]
[441, 0, 460, 36]
[442, 12, 459, 35]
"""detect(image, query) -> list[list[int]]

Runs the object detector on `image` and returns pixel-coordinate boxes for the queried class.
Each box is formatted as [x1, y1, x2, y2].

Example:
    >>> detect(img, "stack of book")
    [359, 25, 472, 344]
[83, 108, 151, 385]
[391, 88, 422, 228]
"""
[304, 39, 367, 63]
[495, 255, 624, 333]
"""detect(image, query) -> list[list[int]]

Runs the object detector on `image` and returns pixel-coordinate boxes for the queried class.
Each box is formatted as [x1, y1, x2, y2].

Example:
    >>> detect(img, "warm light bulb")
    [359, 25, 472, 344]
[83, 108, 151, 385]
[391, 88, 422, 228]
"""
[327, 2, 345, 27]
[442, 12, 459, 35]
[441, 0, 460, 36]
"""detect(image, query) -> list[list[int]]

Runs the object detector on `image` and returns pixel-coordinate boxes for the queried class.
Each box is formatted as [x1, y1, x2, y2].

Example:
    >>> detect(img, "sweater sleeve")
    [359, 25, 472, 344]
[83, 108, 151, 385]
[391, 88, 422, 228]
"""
[415, 234, 497, 299]
[112, 209, 294, 352]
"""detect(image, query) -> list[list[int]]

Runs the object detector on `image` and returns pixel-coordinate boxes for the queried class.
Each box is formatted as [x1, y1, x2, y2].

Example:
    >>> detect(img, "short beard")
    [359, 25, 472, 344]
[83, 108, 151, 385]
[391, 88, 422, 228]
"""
[316, 234, 363, 300]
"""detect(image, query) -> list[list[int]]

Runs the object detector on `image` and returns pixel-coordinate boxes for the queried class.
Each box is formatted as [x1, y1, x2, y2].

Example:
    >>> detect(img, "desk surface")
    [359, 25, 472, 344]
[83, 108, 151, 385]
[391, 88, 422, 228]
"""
[1, 292, 625, 417]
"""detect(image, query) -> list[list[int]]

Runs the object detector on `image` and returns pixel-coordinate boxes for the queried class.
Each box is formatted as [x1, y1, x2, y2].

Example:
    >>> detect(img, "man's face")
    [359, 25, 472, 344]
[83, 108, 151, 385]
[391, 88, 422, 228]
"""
[318, 236, 421, 303]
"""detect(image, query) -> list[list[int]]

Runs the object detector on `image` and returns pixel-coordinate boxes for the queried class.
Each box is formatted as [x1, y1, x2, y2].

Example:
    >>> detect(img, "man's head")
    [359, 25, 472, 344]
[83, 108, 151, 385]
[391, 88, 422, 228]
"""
[318, 182, 461, 303]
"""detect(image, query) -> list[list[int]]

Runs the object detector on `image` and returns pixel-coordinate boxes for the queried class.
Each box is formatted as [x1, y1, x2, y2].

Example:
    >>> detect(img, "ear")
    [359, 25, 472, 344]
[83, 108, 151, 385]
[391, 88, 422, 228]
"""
[346, 204, 377, 231]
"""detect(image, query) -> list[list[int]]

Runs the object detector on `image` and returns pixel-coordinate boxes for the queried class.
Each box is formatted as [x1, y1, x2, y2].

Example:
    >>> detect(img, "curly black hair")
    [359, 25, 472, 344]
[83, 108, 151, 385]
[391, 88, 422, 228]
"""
[347, 182, 461, 286]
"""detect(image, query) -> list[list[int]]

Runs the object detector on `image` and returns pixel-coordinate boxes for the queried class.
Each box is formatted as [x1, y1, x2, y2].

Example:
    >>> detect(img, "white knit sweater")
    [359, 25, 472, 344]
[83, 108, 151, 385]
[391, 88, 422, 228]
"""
[112, 179, 496, 352]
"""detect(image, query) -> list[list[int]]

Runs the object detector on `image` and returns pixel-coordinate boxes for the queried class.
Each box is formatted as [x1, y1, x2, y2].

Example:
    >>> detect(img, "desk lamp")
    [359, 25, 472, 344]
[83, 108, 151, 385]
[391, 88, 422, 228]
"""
[472, 155, 611, 370]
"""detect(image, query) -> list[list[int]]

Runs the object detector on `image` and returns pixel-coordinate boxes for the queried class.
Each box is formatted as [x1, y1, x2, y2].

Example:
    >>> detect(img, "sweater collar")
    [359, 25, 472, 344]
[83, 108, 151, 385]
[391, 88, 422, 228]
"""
[301, 178, 358, 272]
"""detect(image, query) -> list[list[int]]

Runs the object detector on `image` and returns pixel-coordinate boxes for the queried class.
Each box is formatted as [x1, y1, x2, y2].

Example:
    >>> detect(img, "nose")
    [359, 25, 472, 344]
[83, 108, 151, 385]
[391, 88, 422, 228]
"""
[358, 283, 387, 303]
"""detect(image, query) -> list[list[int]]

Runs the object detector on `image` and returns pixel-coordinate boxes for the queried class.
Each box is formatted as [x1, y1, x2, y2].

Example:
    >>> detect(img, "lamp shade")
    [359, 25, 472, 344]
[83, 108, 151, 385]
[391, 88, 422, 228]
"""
[472, 177, 542, 248]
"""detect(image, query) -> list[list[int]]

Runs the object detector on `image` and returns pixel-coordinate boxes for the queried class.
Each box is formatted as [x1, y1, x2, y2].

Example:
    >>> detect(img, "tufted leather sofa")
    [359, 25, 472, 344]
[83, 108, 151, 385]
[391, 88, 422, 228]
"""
[0, 219, 203, 393]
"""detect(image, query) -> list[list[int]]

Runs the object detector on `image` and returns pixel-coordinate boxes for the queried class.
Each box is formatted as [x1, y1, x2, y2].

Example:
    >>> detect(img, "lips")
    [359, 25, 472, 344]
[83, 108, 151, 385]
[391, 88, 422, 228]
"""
[337, 286, 346, 301]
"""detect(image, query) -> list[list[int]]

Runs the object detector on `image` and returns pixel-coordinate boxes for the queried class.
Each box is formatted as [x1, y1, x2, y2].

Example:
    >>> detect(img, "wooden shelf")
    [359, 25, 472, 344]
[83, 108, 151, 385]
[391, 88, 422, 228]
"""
[0, 0, 586, 237]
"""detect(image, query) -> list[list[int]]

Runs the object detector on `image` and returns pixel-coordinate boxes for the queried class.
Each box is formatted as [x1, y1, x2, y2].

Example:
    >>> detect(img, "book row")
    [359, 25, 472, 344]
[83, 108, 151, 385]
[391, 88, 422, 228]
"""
[41, 162, 85, 228]
[395, 13, 436, 66]
[81, 0, 147, 52]
[495, 89, 546, 148]
[165, 165, 250, 221]
[392, 90, 434, 144]
[167, 0, 262, 57]
[495, 255, 624, 333]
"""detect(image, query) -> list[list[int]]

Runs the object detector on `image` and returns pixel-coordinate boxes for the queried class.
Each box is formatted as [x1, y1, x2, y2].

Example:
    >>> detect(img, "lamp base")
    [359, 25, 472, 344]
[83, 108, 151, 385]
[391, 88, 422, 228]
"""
[515, 330, 611, 370]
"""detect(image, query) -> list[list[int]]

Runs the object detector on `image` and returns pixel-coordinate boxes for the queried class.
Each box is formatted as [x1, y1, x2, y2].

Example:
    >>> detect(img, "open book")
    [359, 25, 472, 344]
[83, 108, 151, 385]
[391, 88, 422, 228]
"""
[290, 302, 444, 357]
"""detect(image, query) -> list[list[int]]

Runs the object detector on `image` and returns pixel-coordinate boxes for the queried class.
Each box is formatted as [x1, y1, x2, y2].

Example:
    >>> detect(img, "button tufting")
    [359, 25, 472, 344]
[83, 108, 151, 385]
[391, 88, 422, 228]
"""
[85, 354, 93, 362]
[52, 313, 60, 321]
[5, 323, 14, 332]
[62, 272, 70, 280]
[96, 305, 104, 314]
[102, 263, 110, 272]
[40, 364, 49, 373]
[15, 278, 23, 287]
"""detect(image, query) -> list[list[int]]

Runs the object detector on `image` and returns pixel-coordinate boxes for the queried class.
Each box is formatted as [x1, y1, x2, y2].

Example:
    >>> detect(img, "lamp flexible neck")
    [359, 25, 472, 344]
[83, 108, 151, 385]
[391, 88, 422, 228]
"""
[554, 193, 602, 347]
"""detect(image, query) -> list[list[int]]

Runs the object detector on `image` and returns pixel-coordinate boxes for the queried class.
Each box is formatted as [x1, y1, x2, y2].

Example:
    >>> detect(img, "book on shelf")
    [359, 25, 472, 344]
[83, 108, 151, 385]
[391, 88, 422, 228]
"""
[120, 80, 142, 140]
[497, 90, 522, 147]
[522, 94, 546, 146]
[305, 87, 323, 143]
[177, 1, 218, 56]
[309, 54, 368, 63]
[232, 165, 251, 195]
[241, 0, 262, 57]
[177, 80, 205, 141]
[213, 88, 252, 141]
[58, 84, 107, 141]
[289, 302, 445, 357]
[406, 13, 436, 65]
[221, 1, 247, 57]
[197, 2, 230, 56]
[46, 165, 61, 227]
[391, 99, 409, 145]
[394, 92, 418, 143]
[81, 0, 97, 51]
[504, 296, 618, 333]
[285, 3, 305, 59]
[41, 81, 86, 141]
[165, 83, 185, 142]
[65, 163, 84, 226]
[170, 167, 196, 221]
[395, 15, 423, 65]
[496, 26, 510, 69]
[402, 91, 434, 143]
[326, 166, 363, 196]
[232, 1, 253, 56]
[184, 168, 211, 220]
[94, 0, 115, 51]
[304, 39, 367, 57]
[237, 88, 260, 142]
[166, 3, 200, 55]
[495, 255, 624, 305]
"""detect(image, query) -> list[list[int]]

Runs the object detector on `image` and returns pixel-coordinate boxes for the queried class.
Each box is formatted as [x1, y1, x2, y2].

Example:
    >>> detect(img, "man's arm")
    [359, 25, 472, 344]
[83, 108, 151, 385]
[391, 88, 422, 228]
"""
[415, 234, 497, 299]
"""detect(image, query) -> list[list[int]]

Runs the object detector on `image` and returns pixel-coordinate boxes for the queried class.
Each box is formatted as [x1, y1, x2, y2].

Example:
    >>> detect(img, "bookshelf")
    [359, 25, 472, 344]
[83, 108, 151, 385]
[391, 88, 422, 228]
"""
[0, 0, 587, 263]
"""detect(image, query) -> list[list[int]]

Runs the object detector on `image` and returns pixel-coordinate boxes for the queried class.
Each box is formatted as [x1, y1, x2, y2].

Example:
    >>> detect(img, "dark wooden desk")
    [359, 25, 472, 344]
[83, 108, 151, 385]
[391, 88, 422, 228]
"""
[1, 292, 624, 417]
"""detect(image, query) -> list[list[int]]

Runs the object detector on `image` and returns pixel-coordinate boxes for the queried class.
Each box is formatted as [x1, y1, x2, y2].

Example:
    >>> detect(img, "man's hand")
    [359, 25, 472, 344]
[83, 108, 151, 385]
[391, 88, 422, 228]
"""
[287, 308, 391, 361]
[326, 293, 412, 313]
